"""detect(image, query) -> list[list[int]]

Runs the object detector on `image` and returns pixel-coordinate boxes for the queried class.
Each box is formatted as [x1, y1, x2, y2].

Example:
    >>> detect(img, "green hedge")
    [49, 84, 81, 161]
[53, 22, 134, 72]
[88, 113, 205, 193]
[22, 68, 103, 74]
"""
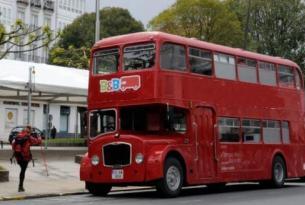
[42, 138, 86, 146]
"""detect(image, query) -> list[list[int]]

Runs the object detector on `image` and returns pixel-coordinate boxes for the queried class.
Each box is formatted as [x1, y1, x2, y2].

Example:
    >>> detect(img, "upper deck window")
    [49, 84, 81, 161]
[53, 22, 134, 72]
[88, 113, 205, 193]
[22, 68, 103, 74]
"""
[160, 43, 186, 71]
[214, 53, 236, 80]
[189, 47, 212, 76]
[259, 62, 276, 86]
[93, 48, 119, 75]
[123, 43, 156, 71]
[278, 65, 295, 88]
[295, 69, 302, 89]
[237, 58, 257, 83]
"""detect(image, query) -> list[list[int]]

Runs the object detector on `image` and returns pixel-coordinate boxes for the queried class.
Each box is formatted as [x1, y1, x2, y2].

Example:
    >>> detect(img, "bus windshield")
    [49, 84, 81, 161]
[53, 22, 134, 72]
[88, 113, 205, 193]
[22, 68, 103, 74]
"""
[89, 109, 116, 138]
[93, 48, 119, 75]
[120, 105, 187, 134]
[123, 43, 156, 71]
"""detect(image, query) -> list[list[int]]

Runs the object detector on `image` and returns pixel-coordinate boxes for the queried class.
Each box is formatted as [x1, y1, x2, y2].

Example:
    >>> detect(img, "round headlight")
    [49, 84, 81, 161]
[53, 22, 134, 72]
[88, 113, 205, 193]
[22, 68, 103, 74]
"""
[91, 155, 100, 166]
[135, 153, 144, 164]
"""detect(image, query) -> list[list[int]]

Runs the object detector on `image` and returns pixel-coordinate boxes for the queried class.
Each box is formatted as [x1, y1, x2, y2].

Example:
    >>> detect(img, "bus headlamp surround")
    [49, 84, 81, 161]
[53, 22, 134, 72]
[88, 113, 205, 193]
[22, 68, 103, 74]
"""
[91, 155, 100, 166]
[135, 153, 144, 164]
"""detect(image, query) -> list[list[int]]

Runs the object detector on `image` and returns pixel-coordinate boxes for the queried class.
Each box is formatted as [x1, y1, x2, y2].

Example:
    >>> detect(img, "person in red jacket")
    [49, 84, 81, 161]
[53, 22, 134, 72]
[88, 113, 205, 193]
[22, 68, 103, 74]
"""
[12, 125, 42, 192]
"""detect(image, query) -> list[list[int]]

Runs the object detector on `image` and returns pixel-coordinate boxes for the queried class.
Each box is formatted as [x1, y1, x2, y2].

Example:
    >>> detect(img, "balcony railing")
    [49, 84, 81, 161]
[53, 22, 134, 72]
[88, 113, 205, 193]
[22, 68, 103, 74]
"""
[43, 0, 54, 12]
[31, 0, 42, 8]
[16, 0, 29, 5]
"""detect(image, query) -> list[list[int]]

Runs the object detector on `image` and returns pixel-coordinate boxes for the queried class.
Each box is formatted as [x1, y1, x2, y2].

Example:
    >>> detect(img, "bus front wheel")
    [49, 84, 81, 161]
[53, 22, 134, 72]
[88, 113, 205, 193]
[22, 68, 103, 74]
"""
[156, 157, 184, 198]
[86, 182, 112, 196]
[271, 156, 286, 188]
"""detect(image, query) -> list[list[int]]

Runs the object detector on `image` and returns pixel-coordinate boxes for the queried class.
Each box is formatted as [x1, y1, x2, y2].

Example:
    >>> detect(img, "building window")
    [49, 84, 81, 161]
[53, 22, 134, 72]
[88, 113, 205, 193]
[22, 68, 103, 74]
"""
[189, 47, 212, 76]
[214, 53, 236, 80]
[259, 62, 276, 86]
[263, 120, 281, 144]
[242, 119, 261, 143]
[44, 16, 51, 27]
[60, 106, 70, 132]
[281, 121, 290, 144]
[238, 57, 257, 83]
[160, 43, 186, 71]
[278, 65, 295, 88]
[31, 13, 39, 28]
[218, 117, 240, 142]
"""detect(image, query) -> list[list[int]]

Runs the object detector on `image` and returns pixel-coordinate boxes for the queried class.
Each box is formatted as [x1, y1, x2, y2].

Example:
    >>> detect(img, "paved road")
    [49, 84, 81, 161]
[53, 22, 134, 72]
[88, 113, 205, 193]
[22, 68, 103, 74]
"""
[2, 182, 305, 205]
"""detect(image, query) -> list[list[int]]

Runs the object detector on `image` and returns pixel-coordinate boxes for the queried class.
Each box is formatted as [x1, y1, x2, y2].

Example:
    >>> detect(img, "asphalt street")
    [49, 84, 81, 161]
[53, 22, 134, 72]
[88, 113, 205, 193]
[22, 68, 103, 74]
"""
[2, 182, 305, 205]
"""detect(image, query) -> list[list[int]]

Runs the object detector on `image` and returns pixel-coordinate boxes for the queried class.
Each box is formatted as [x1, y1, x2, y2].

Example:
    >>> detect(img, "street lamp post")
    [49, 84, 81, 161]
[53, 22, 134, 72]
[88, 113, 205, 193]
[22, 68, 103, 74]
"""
[95, 0, 100, 42]
[27, 66, 35, 125]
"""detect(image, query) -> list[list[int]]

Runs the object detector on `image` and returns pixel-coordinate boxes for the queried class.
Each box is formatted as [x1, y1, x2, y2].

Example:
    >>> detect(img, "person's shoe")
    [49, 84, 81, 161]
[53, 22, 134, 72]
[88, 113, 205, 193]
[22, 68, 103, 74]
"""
[18, 187, 25, 192]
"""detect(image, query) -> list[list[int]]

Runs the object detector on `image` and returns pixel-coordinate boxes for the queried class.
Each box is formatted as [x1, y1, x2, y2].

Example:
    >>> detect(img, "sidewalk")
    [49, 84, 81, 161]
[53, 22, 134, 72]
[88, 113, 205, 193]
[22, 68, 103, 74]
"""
[0, 146, 87, 200]
[0, 146, 150, 201]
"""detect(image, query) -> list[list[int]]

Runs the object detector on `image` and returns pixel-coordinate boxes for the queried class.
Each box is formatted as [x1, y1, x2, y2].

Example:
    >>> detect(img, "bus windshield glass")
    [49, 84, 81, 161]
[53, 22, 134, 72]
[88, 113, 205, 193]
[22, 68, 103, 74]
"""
[93, 48, 119, 75]
[120, 105, 187, 134]
[89, 110, 116, 138]
[123, 43, 156, 71]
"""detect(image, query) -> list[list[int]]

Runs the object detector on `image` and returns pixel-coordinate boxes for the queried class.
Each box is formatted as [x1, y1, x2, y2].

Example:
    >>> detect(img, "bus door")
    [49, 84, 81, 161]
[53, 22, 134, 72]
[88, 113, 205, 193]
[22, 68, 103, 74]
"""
[193, 107, 216, 179]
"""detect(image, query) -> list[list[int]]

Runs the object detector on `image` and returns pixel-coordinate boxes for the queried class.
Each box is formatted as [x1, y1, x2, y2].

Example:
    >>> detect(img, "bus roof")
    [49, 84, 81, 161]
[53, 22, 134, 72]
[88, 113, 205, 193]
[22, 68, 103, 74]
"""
[94, 31, 301, 73]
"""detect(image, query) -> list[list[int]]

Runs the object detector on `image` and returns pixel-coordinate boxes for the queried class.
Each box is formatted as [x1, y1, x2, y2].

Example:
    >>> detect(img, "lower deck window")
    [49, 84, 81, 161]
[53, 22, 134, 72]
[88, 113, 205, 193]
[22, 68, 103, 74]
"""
[263, 120, 281, 144]
[218, 117, 240, 142]
[242, 119, 261, 143]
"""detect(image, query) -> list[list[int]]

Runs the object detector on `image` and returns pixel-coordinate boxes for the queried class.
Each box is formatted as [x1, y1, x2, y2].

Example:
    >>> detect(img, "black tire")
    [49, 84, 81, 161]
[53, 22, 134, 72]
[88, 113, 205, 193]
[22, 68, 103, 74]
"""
[86, 182, 112, 196]
[206, 183, 226, 192]
[271, 156, 286, 188]
[156, 157, 184, 198]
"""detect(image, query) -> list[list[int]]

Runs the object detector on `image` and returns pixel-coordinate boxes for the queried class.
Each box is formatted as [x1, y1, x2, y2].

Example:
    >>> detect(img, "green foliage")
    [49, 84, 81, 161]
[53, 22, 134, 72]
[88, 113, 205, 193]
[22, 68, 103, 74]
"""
[49, 46, 90, 69]
[148, 0, 243, 47]
[49, 7, 144, 69]
[227, 0, 305, 70]
[0, 20, 57, 59]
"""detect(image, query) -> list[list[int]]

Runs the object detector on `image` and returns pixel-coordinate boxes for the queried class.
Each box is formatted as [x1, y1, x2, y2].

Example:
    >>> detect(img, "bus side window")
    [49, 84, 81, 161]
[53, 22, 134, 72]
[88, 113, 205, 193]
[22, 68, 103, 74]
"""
[282, 121, 290, 144]
[214, 53, 236, 80]
[242, 119, 261, 143]
[259, 62, 276, 86]
[218, 117, 240, 142]
[262, 120, 281, 144]
[278, 65, 295, 88]
[295, 69, 302, 90]
[160, 43, 186, 71]
[237, 58, 257, 83]
[189, 47, 212, 76]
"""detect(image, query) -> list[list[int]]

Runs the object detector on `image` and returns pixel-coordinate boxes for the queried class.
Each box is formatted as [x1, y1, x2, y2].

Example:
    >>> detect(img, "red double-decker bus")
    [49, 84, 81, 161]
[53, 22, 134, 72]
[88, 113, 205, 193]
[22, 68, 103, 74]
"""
[80, 32, 305, 197]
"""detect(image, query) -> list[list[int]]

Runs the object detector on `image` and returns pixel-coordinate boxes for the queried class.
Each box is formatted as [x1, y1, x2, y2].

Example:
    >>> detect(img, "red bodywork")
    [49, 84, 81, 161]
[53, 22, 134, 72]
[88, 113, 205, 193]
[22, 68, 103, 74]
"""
[80, 32, 305, 187]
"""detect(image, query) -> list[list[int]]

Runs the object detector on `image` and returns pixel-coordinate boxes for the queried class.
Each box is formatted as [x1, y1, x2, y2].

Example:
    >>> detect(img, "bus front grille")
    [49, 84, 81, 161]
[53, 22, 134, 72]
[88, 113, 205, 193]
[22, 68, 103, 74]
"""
[103, 143, 131, 167]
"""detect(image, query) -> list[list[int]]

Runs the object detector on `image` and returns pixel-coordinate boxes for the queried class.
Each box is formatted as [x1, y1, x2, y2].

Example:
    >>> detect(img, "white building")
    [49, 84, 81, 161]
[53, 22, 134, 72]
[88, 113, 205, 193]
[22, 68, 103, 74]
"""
[0, 59, 88, 141]
[0, 0, 86, 63]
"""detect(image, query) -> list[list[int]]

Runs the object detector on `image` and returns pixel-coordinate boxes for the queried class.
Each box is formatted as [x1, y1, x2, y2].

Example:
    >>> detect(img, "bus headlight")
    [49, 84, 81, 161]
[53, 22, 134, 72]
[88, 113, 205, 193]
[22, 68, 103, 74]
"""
[135, 153, 144, 164]
[91, 155, 100, 166]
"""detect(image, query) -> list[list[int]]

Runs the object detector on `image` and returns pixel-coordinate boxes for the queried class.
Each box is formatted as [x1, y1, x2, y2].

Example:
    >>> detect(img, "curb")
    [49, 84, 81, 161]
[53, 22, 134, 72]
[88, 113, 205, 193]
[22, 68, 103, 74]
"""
[0, 187, 153, 201]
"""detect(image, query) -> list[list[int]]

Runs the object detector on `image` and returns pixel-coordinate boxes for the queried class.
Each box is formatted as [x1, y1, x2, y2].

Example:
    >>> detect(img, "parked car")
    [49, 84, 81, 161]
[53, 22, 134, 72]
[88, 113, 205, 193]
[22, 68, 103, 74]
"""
[8, 126, 45, 144]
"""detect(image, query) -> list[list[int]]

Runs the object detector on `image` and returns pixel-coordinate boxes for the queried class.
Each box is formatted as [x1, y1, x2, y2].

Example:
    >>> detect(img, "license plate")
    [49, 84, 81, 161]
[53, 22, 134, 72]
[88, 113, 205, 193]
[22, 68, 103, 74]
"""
[112, 169, 124, 180]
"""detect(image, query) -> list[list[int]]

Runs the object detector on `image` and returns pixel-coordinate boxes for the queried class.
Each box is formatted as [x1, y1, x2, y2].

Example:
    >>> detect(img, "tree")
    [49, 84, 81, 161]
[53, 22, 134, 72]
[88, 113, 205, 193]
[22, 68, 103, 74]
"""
[49, 7, 144, 69]
[0, 19, 57, 60]
[148, 0, 243, 47]
[227, 0, 305, 70]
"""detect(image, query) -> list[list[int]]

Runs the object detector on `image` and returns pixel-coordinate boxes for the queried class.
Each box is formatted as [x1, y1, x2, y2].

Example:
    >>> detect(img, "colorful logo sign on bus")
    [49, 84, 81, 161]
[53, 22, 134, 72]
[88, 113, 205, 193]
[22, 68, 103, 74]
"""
[100, 75, 141, 93]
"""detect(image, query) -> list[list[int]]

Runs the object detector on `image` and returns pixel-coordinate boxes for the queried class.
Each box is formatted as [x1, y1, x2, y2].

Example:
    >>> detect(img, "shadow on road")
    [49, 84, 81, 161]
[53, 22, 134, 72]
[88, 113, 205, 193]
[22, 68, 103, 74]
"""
[101, 182, 304, 199]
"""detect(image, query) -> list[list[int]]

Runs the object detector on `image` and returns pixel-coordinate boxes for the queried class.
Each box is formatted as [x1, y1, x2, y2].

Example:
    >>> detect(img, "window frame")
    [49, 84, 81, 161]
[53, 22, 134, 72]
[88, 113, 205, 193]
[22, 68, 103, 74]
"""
[241, 118, 261, 143]
[213, 52, 237, 81]
[237, 57, 258, 84]
[277, 64, 296, 89]
[258, 61, 277, 86]
[218, 117, 241, 143]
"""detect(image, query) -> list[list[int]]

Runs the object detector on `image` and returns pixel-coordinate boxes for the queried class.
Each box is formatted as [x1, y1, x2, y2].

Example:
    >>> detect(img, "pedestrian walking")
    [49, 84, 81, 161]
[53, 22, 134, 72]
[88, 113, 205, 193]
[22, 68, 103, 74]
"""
[12, 125, 42, 192]
[50, 126, 57, 139]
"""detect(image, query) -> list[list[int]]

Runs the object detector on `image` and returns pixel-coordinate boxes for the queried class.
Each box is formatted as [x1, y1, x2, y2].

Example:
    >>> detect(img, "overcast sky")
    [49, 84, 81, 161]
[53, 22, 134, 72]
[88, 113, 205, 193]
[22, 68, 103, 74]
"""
[86, 0, 175, 27]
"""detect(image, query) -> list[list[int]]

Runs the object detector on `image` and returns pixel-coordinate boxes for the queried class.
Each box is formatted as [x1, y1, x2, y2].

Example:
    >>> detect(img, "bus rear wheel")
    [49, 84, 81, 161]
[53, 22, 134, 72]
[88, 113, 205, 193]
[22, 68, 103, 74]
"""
[86, 182, 112, 196]
[156, 157, 184, 198]
[271, 156, 286, 188]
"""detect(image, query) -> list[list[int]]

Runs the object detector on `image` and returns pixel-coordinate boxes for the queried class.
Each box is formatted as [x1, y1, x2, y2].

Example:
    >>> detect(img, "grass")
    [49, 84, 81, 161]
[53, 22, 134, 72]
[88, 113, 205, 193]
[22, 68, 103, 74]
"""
[42, 137, 86, 146]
